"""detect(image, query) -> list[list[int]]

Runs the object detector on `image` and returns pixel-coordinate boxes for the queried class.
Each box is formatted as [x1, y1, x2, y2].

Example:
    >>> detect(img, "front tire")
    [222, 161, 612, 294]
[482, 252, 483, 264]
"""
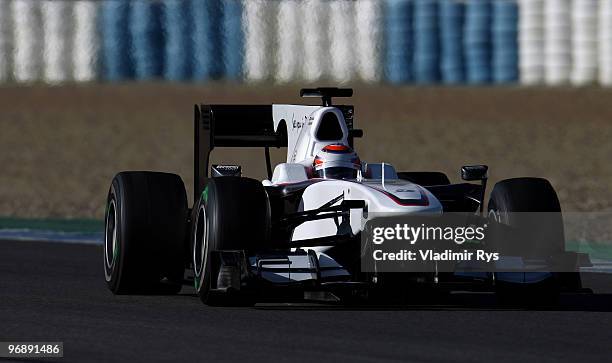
[488, 177, 565, 257]
[192, 177, 271, 306]
[104, 172, 188, 294]
[488, 177, 580, 304]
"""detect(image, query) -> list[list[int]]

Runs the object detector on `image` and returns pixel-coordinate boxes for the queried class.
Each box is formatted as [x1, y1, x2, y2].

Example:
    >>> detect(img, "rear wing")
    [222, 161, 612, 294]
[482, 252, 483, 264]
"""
[193, 88, 362, 201]
[193, 104, 286, 201]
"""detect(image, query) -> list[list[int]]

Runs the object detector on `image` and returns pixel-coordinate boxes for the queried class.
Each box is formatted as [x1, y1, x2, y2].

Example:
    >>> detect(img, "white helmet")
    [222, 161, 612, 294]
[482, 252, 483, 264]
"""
[313, 144, 361, 179]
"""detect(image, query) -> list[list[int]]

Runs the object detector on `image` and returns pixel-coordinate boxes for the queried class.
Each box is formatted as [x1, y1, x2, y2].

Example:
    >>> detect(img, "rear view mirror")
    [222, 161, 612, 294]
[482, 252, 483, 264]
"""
[461, 165, 488, 181]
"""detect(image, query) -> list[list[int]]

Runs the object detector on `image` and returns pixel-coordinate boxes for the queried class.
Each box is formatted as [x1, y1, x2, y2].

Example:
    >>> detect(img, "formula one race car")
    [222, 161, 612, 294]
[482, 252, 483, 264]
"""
[103, 88, 587, 305]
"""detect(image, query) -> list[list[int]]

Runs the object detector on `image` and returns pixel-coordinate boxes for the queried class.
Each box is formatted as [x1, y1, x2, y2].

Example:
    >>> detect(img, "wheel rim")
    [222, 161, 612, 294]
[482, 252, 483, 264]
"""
[193, 205, 208, 291]
[104, 199, 118, 281]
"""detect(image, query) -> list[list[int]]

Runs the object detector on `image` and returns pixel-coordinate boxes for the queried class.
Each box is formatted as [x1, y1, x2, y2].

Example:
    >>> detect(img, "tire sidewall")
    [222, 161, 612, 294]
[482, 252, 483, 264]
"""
[104, 177, 128, 292]
[193, 186, 214, 301]
[192, 177, 271, 305]
[193, 181, 225, 303]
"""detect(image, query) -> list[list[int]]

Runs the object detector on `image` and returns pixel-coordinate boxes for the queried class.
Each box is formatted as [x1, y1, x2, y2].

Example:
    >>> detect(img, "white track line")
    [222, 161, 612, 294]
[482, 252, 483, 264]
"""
[0, 229, 102, 245]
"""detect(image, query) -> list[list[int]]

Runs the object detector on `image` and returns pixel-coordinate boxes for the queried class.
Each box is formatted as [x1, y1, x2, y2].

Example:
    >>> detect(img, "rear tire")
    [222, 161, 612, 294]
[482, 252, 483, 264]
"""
[104, 172, 188, 294]
[192, 177, 271, 306]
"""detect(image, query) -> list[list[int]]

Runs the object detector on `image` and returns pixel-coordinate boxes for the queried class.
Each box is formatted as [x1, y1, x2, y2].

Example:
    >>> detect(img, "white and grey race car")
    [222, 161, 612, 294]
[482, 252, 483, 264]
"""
[103, 88, 587, 305]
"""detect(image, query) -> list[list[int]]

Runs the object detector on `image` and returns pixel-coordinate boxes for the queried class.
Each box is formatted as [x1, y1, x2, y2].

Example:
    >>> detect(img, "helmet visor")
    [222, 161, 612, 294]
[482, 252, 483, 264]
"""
[316, 167, 357, 180]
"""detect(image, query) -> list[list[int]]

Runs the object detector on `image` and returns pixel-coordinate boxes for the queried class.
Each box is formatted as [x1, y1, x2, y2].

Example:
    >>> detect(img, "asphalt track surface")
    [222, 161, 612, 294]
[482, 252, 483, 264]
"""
[2, 240, 612, 363]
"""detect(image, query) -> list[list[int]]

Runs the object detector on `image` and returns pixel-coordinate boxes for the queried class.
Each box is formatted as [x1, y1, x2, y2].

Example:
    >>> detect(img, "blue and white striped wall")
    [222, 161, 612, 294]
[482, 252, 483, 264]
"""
[0, 0, 611, 86]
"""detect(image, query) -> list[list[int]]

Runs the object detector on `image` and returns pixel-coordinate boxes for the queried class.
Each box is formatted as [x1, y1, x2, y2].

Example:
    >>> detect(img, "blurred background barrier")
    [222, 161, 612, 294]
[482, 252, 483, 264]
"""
[464, 0, 492, 84]
[492, 0, 519, 83]
[73, 1, 99, 82]
[571, 0, 598, 85]
[600, 0, 612, 86]
[0, 0, 11, 82]
[355, 0, 382, 82]
[100, 1, 132, 80]
[162, 0, 191, 81]
[221, 0, 243, 80]
[384, 0, 413, 83]
[301, 0, 327, 82]
[329, 0, 356, 83]
[129, 0, 164, 79]
[243, 0, 273, 82]
[440, 0, 464, 84]
[0, 0, 611, 86]
[543, 0, 571, 85]
[192, 0, 223, 80]
[12, 0, 43, 82]
[276, 0, 301, 83]
[41, 0, 71, 84]
[518, 0, 544, 84]
[413, 0, 440, 83]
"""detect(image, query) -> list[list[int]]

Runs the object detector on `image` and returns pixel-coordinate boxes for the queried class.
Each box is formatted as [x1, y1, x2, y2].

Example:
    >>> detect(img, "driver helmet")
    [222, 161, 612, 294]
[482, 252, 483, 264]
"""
[313, 144, 361, 179]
